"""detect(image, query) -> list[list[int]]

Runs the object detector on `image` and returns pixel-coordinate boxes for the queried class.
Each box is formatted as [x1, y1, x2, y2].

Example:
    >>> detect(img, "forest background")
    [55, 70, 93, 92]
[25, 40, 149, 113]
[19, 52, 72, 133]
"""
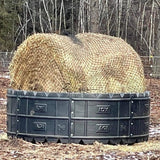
[0, 0, 159, 60]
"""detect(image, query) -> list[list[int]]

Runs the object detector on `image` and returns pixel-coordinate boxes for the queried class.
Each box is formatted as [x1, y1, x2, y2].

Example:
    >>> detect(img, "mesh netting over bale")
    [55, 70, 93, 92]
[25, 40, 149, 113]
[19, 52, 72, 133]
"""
[9, 33, 145, 93]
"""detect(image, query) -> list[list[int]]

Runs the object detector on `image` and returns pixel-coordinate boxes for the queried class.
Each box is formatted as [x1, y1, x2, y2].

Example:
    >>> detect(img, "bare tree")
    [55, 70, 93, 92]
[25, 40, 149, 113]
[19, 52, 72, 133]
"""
[90, 0, 99, 33]
[116, 0, 123, 37]
[42, 0, 52, 32]
[136, 0, 141, 39]
[125, 0, 131, 41]
[106, 0, 110, 35]
[12, 0, 159, 67]
[141, 1, 149, 42]
[153, 1, 160, 77]
[25, 1, 36, 33]
[78, 0, 85, 33]
[59, 0, 66, 34]
[149, 0, 154, 57]
[55, 0, 57, 32]
[39, 0, 44, 33]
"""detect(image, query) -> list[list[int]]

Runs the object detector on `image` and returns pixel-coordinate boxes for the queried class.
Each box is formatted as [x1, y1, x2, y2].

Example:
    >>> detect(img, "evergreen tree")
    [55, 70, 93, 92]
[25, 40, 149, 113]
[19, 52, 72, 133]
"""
[0, 0, 21, 51]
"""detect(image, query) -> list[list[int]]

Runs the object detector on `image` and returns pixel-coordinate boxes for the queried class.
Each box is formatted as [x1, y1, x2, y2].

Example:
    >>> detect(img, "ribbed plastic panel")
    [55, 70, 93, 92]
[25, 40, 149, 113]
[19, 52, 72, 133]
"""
[7, 89, 150, 144]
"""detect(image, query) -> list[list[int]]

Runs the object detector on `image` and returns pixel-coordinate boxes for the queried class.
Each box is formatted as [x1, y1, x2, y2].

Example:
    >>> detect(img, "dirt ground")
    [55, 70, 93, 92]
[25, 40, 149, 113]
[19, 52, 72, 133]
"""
[0, 73, 160, 160]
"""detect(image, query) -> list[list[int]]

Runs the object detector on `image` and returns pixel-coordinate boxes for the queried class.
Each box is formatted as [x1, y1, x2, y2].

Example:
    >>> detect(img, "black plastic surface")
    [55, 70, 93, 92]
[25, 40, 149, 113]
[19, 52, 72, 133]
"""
[7, 89, 150, 144]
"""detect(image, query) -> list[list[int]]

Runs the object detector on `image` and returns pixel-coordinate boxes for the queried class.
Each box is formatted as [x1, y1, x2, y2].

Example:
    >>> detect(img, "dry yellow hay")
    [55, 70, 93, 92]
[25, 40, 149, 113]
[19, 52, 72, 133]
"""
[9, 33, 145, 93]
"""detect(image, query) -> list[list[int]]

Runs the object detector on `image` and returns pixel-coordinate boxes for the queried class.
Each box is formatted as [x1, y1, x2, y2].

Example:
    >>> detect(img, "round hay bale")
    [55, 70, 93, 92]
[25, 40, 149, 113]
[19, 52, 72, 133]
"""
[9, 33, 145, 93]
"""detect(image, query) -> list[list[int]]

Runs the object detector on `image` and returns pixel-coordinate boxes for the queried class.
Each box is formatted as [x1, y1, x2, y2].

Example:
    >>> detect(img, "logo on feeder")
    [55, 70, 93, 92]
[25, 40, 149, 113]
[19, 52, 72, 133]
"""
[97, 105, 111, 114]
[120, 124, 127, 133]
[34, 103, 47, 113]
[57, 124, 66, 132]
[33, 122, 46, 131]
[144, 103, 149, 113]
[96, 124, 110, 133]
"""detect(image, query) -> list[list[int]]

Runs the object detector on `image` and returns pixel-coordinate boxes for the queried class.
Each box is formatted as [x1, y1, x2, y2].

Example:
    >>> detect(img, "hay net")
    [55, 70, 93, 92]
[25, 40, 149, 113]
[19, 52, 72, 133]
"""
[9, 33, 145, 93]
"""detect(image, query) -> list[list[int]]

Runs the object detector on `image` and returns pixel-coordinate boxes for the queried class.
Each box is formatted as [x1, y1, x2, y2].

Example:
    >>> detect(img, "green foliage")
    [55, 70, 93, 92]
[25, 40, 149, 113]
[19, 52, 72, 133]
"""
[0, 0, 21, 51]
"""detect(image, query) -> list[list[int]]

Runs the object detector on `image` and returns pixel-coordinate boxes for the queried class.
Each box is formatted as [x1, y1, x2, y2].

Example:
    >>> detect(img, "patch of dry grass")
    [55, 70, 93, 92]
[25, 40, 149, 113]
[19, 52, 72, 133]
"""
[0, 137, 160, 159]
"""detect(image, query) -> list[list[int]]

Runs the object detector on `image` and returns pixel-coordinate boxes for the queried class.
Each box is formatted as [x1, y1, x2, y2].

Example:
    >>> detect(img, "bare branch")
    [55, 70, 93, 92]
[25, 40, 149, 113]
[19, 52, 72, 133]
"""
[62, 0, 66, 30]
[155, 0, 160, 7]
[106, 0, 109, 35]
[25, 1, 36, 33]
[42, 0, 52, 32]
[39, 0, 44, 33]
[71, 0, 74, 34]
[136, 0, 141, 38]
[116, 0, 123, 37]
[15, 14, 30, 44]
[141, 0, 150, 42]
[55, 0, 57, 32]
[59, 0, 63, 34]
[125, 0, 131, 41]
[149, 0, 154, 57]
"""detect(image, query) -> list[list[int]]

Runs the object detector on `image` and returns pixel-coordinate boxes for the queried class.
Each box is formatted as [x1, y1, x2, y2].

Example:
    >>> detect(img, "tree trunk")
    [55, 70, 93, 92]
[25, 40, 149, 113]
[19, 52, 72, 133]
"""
[153, 7, 160, 78]
[31, 0, 36, 33]
[90, 0, 99, 33]
[156, 18, 160, 55]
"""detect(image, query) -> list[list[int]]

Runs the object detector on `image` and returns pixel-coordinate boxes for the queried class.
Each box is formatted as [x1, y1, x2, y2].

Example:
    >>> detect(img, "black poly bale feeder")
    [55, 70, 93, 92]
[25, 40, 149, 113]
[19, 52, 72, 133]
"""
[7, 89, 150, 144]
[7, 33, 150, 144]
